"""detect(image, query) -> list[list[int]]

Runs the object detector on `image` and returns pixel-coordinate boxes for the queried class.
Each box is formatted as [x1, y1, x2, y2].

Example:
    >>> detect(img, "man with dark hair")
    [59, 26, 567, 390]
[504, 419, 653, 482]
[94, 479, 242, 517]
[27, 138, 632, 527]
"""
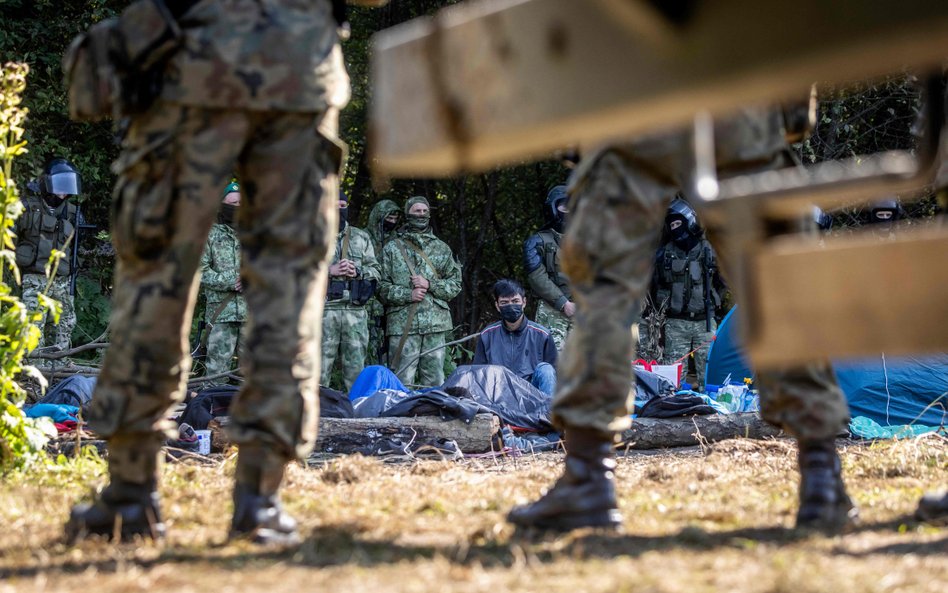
[472, 279, 558, 396]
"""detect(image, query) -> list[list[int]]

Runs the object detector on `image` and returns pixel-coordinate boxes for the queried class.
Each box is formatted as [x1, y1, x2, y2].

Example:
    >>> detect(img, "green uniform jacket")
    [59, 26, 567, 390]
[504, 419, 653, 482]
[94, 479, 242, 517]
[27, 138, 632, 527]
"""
[524, 228, 571, 311]
[325, 224, 380, 310]
[200, 223, 246, 323]
[379, 230, 461, 335]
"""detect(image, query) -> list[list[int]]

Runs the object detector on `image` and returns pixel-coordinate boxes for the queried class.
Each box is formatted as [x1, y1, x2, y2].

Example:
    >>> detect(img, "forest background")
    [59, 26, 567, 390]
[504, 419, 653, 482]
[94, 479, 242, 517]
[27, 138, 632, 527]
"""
[0, 0, 936, 363]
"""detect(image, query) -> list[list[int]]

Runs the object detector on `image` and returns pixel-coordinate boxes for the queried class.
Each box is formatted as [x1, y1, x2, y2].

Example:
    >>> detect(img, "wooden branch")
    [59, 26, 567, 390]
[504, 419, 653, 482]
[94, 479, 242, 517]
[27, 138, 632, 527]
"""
[28, 342, 110, 360]
[210, 413, 500, 455]
[187, 371, 243, 387]
[619, 413, 783, 450]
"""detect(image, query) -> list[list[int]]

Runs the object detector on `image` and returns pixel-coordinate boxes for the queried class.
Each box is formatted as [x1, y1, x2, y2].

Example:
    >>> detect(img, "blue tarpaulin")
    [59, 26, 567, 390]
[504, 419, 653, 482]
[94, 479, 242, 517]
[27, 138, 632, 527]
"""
[705, 305, 948, 428]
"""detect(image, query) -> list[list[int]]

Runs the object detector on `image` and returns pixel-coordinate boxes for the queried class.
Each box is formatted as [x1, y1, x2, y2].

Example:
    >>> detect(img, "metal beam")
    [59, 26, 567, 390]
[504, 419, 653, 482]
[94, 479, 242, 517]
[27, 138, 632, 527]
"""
[370, 0, 948, 178]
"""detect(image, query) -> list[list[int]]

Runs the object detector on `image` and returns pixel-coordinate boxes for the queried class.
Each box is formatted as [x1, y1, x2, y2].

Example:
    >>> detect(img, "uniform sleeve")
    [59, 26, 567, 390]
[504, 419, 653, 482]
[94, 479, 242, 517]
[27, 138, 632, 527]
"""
[527, 266, 569, 311]
[199, 238, 232, 291]
[378, 241, 413, 305]
[472, 334, 488, 365]
[357, 232, 381, 281]
[427, 242, 462, 301]
[523, 234, 544, 273]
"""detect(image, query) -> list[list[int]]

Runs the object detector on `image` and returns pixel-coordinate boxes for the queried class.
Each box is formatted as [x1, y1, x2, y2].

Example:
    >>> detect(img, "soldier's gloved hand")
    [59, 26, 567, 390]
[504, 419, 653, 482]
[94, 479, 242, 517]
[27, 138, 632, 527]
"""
[411, 274, 430, 289]
[411, 287, 427, 302]
[562, 301, 577, 317]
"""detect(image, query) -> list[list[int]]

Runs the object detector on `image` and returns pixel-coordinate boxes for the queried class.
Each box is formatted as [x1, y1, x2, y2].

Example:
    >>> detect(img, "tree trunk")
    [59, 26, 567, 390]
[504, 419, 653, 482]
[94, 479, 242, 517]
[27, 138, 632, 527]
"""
[619, 413, 783, 449]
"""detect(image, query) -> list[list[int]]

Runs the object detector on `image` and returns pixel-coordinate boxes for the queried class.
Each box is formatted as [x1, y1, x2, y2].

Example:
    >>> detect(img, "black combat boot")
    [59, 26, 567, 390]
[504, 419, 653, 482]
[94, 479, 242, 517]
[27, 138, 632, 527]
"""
[796, 439, 858, 530]
[507, 428, 622, 531]
[229, 444, 300, 545]
[66, 436, 165, 542]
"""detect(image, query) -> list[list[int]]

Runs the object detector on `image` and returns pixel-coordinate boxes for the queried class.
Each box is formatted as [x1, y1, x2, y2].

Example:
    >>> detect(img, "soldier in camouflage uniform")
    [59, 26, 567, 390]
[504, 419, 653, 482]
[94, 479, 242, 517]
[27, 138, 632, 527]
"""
[509, 106, 857, 532]
[15, 158, 83, 351]
[200, 182, 246, 383]
[523, 185, 575, 350]
[365, 199, 401, 365]
[652, 197, 725, 390]
[379, 196, 462, 387]
[67, 0, 353, 545]
[320, 192, 380, 391]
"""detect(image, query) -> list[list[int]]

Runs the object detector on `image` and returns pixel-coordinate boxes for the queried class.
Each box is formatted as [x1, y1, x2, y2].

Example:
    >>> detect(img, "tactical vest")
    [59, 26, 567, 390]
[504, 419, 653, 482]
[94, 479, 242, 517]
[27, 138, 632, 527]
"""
[655, 239, 720, 318]
[537, 229, 572, 298]
[15, 195, 76, 276]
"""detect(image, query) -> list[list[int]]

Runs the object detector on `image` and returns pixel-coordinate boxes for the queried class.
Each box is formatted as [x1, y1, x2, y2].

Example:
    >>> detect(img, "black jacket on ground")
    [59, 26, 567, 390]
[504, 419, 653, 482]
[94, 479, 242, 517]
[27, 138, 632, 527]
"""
[472, 318, 557, 379]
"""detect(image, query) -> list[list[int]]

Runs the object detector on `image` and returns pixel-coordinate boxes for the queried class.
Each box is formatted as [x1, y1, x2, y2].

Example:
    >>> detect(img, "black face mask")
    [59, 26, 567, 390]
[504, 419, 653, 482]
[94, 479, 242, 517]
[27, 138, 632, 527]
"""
[338, 206, 348, 233]
[44, 195, 65, 209]
[499, 304, 524, 324]
[219, 203, 238, 227]
[382, 217, 399, 232]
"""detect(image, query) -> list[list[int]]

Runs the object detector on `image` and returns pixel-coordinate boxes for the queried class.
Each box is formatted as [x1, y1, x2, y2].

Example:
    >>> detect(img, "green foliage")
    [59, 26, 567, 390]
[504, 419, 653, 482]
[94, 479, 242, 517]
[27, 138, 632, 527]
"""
[0, 61, 54, 471]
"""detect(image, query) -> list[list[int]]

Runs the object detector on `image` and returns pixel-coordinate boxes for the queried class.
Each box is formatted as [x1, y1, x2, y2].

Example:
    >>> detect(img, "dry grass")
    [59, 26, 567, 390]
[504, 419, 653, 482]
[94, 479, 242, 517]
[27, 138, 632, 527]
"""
[0, 436, 945, 593]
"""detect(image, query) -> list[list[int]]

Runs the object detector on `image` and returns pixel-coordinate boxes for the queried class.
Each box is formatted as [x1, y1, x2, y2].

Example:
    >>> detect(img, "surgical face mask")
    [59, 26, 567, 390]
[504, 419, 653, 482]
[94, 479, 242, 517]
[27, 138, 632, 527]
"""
[407, 214, 430, 231]
[499, 303, 524, 324]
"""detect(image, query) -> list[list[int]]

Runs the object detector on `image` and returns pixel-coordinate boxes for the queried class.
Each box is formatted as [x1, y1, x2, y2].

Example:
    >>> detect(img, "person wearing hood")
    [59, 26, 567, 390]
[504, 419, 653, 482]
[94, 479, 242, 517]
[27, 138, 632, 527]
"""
[16, 157, 85, 351]
[320, 191, 380, 391]
[199, 181, 247, 383]
[651, 197, 724, 390]
[523, 185, 575, 351]
[365, 199, 401, 364]
[378, 196, 462, 387]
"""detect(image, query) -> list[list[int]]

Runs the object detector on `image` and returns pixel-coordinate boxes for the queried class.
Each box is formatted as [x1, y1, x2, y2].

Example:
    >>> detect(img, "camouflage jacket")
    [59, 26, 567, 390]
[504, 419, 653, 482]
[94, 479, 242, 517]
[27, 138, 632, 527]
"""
[200, 223, 246, 323]
[325, 224, 381, 310]
[161, 0, 349, 114]
[523, 228, 571, 310]
[379, 230, 461, 335]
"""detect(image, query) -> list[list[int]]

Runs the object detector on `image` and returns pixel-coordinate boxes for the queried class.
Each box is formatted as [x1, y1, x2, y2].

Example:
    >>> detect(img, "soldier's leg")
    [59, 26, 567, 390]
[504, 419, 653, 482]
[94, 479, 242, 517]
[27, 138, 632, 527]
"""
[227, 110, 338, 544]
[71, 104, 245, 541]
[691, 318, 716, 390]
[205, 322, 240, 381]
[50, 277, 76, 351]
[391, 333, 422, 387]
[20, 273, 50, 349]
[509, 146, 676, 531]
[703, 221, 855, 529]
[338, 307, 369, 392]
[415, 331, 446, 388]
[319, 309, 343, 387]
[661, 318, 691, 369]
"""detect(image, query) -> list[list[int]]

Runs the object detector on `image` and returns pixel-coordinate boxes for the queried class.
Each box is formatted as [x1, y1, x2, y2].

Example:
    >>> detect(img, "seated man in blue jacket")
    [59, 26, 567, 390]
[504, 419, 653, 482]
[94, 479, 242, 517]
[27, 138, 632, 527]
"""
[472, 279, 558, 396]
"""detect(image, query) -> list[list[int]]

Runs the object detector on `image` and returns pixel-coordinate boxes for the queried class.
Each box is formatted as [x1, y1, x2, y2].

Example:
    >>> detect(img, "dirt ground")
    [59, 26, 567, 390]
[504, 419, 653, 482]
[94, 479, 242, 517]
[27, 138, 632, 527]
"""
[1, 436, 945, 593]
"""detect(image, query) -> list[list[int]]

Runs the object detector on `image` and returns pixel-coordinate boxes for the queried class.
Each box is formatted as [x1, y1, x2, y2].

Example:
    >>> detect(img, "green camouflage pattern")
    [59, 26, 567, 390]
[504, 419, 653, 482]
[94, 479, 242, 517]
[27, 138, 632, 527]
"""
[388, 331, 447, 388]
[205, 320, 242, 380]
[21, 273, 76, 351]
[86, 97, 342, 461]
[161, 0, 350, 114]
[663, 317, 716, 390]
[534, 299, 572, 351]
[365, 199, 401, 365]
[200, 222, 246, 324]
[378, 230, 461, 336]
[320, 306, 369, 390]
[324, 224, 380, 310]
[553, 108, 850, 441]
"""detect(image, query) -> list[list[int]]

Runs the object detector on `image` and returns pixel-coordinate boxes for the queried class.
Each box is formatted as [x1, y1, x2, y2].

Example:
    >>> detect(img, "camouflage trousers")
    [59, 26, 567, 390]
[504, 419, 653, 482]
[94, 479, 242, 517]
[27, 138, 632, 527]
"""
[663, 317, 717, 390]
[366, 296, 387, 366]
[86, 101, 339, 472]
[320, 305, 369, 391]
[389, 331, 446, 388]
[205, 321, 243, 382]
[21, 273, 75, 351]
[555, 142, 850, 441]
[535, 300, 573, 352]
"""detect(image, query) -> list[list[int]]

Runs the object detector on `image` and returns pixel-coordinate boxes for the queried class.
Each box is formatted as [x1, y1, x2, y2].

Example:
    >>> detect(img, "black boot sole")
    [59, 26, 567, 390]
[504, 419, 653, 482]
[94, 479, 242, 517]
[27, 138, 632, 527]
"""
[508, 508, 623, 532]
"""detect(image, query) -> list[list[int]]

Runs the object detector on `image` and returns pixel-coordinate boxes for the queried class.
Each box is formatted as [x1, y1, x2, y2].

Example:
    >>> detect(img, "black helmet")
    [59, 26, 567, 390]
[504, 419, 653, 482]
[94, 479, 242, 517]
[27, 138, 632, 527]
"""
[544, 185, 569, 231]
[40, 158, 82, 197]
[665, 196, 700, 241]
[869, 198, 902, 224]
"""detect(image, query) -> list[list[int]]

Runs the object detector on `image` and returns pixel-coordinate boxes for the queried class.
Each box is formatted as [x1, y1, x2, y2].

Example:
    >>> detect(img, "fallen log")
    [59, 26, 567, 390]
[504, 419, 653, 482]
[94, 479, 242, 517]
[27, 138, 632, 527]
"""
[209, 413, 500, 455]
[620, 413, 783, 450]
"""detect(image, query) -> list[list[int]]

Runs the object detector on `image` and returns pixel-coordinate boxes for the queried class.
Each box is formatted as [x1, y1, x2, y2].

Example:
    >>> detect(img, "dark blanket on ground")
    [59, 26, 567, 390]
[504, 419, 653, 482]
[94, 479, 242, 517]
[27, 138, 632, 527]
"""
[179, 385, 355, 430]
[36, 375, 97, 416]
[636, 393, 716, 418]
[442, 365, 554, 431]
[380, 389, 486, 423]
